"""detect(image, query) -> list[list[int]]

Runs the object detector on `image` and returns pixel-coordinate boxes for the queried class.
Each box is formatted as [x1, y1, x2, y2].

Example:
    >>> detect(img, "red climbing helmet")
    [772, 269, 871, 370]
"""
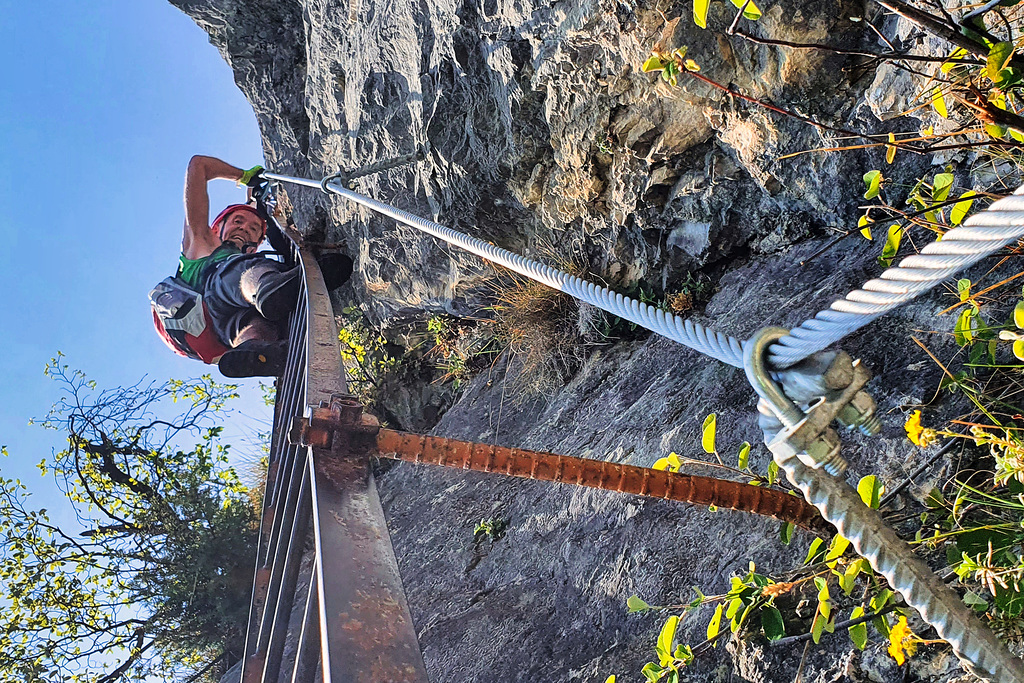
[211, 204, 266, 241]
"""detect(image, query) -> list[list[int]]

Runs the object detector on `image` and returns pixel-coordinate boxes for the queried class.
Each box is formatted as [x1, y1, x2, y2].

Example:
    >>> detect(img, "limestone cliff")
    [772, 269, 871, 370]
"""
[170, 0, 1006, 680]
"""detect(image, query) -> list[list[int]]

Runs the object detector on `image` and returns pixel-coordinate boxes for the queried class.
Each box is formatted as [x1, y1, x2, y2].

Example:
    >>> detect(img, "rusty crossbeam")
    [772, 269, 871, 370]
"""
[375, 429, 831, 533]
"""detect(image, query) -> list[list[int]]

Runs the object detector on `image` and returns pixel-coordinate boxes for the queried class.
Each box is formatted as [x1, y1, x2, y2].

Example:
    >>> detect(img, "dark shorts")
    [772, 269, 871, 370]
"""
[203, 254, 291, 346]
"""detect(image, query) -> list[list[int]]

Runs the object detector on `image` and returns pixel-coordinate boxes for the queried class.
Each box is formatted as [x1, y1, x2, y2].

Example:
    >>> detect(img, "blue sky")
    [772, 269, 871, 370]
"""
[0, 1, 272, 493]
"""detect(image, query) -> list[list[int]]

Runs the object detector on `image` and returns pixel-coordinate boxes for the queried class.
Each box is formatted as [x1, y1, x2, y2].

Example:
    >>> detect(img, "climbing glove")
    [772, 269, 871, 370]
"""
[238, 165, 265, 188]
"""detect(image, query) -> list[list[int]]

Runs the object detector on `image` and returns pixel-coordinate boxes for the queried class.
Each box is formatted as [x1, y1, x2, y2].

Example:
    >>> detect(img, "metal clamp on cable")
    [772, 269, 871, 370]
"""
[743, 327, 878, 477]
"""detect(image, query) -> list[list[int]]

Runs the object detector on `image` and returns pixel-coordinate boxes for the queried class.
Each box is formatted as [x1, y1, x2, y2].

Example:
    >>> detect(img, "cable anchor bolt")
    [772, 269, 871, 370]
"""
[744, 327, 878, 476]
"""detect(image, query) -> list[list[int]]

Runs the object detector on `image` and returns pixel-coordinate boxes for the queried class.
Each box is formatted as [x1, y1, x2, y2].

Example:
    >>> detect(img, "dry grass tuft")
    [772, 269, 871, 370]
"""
[488, 242, 594, 396]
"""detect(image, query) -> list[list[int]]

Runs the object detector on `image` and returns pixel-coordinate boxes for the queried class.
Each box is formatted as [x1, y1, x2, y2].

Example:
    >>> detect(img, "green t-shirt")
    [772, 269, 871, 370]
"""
[177, 243, 243, 289]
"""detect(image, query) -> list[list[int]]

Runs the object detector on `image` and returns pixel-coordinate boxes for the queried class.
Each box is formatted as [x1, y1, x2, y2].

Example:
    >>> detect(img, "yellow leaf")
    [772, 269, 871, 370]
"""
[652, 458, 671, 471]
[950, 190, 977, 226]
[1014, 339, 1024, 361]
[641, 55, 666, 73]
[941, 48, 968, 74]
[858, 214, 873, 241]
[693, 0, 710, 28]
[729, 0, 761, 20]
[932, 88, 948, 118]
[701, 413, 717, 454]
[886, 133, 896, 165]
[1014, 300, 1024, 329]
[605, 676, 616, 683]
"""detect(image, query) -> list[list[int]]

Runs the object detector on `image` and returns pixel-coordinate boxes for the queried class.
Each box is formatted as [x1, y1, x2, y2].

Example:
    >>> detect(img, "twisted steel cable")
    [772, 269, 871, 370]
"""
[265, 172, 749, 367]
[267, 171, 1024, 373]
[769, 188, 1024, 368]
[781, 454, 1024, 682]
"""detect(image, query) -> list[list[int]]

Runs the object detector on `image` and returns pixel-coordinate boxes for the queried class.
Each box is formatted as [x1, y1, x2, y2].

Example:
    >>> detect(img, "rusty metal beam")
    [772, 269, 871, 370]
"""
[375, 429, 829, 533]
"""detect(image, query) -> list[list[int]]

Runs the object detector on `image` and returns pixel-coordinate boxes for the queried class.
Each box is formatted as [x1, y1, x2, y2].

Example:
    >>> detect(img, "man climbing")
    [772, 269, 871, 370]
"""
[151, 155, 351, 377]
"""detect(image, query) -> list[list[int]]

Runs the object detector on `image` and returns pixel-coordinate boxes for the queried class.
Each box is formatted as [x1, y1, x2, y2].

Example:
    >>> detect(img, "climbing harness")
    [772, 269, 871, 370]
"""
[260, 156, 1024, 681]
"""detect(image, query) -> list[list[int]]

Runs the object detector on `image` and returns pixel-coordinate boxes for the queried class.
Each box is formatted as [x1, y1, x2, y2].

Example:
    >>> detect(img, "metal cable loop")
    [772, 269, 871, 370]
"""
[769, 192, 1024, 368]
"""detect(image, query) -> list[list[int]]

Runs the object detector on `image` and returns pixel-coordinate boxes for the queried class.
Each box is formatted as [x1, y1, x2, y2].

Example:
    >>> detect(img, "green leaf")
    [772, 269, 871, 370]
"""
[706, 603, 724, 643]
[964, 590, 990, 612]
[641, 662, 663, 682]
[825, 535, 851, 568]
[728, 0, 761, 20]
[657, 615, 679, 665]
[849, 606, 868, 649]
[863, 170, 882, 199]
[804, 537, 826, 564]
[988, 41, 1015, 83]
[932, 173, 955, 202]
[627, 595, 650, 613]
[693, 0, 710, 28]
[951, 191, 977, 225]
[779, 521, 794, 546]
[954, 307, 976, 346]
[878, 224, 902, 268]
[811, 611, 827, 643]
[701, 413, 716, 454]
[857, 475, 883, 509]
[1014, 300, 1024, 329]
[761, 606, 785, 641]
[737, 442, 750, 470]
[958, 278, 972, 302]
[766, 460, 779, 486]
[840, 562, 862, 595]
[986, 122, 1009, 139]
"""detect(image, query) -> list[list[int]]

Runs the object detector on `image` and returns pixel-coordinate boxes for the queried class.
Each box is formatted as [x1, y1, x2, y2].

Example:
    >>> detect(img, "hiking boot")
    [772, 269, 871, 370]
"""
[218, 340, 288, 378]
[253, 266, 301, 321]
[317, 252, 354, 290]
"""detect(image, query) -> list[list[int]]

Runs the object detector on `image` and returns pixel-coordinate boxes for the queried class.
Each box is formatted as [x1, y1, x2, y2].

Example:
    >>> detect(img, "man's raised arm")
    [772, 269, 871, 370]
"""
[182, 155, 245, 259]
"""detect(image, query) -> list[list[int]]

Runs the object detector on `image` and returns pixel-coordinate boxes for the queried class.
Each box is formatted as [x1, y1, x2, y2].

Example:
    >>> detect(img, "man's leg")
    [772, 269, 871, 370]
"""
[238, 261, 301, 322]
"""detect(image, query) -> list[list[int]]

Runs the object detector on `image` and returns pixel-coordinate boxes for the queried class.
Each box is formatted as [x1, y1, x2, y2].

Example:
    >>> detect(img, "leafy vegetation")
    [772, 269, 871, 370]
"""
[0, 358, 258, 682]
[617, 0, 1024, 676]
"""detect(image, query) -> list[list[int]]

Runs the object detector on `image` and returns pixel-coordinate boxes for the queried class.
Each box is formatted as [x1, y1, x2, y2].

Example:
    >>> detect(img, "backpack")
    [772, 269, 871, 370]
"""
[149, 276, 230, 364]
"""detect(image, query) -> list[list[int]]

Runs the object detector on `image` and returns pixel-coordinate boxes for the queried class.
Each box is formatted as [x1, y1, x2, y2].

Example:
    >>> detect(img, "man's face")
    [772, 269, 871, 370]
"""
[219, 210, 265, 253]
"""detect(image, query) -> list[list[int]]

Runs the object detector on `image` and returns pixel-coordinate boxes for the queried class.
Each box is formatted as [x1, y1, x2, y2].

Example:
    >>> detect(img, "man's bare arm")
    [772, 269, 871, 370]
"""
[182, 155, 244, 259]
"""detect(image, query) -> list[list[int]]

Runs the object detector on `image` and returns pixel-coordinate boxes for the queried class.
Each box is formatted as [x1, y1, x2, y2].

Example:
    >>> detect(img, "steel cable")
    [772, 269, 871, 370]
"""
[266, 172, 1024, 372]
[781, 453, 1024, 683]
[276, 174, 751, 367]
[769, 188, 1024, 367]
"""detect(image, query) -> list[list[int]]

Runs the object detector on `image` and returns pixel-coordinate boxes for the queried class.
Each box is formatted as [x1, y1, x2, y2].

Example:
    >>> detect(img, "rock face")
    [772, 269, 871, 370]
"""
[170, 1, 1005, 681]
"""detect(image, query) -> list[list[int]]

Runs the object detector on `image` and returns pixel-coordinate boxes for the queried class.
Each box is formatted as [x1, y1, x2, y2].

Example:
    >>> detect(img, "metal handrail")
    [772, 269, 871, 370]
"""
[238, 215, 427, 683]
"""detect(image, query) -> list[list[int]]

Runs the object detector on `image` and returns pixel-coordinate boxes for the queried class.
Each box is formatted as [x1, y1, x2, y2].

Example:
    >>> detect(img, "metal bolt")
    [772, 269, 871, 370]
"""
[835, 390, 881, 436]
